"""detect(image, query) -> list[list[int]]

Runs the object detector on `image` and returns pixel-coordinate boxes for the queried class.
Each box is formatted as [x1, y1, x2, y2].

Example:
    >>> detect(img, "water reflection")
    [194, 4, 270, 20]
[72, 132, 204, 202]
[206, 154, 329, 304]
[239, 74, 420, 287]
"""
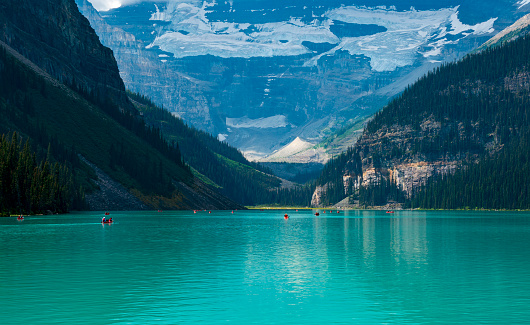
[2, 211, 530, 324]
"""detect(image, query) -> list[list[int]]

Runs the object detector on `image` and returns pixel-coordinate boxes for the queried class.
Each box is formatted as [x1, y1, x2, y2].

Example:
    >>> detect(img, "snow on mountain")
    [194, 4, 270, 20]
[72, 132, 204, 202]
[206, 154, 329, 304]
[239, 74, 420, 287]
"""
[518, 0, 530, 9]
[307, 6, 496, 71]
[226, 115, 288, 129]
[147, 2, 495, 71]
[147, 2, 338, 59]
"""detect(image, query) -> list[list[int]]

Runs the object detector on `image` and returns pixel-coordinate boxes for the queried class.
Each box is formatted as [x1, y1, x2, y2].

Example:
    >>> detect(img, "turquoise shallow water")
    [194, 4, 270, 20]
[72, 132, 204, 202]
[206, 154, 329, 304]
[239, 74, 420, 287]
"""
[1, 210, 530, 324]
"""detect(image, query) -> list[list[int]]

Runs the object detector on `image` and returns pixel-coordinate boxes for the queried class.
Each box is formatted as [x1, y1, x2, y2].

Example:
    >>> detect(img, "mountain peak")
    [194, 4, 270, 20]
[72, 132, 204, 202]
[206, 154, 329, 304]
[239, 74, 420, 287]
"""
[477, 13, 530, 51]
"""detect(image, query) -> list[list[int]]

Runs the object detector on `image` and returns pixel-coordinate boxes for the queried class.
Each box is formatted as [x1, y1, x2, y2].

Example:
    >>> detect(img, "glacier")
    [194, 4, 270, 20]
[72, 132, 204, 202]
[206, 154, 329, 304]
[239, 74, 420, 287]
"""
[307, 6, 496, 71]
[147, 1, 339, 59]
[147, 2, 496, 72]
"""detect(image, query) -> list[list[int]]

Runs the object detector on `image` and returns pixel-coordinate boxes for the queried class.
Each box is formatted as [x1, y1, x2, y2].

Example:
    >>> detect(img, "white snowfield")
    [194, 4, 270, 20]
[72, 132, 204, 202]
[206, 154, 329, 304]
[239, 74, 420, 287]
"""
[308, 6, 496, 71]
[226, 115, 288, 129]
[147, 2, 337, 58]
[146, 1, 497, 72]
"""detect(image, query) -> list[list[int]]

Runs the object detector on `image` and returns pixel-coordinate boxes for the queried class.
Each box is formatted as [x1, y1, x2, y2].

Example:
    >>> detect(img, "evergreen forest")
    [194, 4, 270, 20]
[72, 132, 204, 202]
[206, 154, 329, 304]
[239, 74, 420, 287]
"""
[0, 133, 85, 215]
[0, 44, 195, 211]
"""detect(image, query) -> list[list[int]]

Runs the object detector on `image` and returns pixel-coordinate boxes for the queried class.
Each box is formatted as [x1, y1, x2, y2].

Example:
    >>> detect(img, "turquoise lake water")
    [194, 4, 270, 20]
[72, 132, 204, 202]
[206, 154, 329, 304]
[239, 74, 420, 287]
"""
[1, 210, 530, 324]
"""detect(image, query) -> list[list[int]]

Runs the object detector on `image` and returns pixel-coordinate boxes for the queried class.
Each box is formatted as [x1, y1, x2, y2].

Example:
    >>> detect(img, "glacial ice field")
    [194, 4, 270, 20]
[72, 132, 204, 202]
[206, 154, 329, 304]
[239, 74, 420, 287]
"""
[146, 1, 496, 72]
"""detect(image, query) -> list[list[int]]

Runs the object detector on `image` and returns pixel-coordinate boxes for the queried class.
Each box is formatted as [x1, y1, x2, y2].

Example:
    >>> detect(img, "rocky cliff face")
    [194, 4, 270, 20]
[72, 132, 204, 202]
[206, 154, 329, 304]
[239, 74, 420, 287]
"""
[0, 0, 130, 109]
[75, 0, 213, 127]
[311, 124, 471, 207]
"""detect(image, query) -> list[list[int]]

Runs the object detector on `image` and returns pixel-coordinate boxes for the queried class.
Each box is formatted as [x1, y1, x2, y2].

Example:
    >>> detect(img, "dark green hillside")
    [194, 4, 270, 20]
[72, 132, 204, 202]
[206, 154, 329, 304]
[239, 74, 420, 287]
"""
[314, 32, 530, 209]
[368, 34, 530, 209]
[0, 43, 234, 211]
[366, 35, 530, 139]
[411, 137, 530, 210]
[128, 91, 313, 206]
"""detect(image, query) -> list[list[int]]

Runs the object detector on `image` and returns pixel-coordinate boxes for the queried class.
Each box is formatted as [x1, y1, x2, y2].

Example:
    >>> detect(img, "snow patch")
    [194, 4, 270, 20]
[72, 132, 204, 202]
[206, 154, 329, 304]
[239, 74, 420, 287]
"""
[226, 115, 288, 129]
[518, 0, 530, 9]
[448, 13, 496, 35]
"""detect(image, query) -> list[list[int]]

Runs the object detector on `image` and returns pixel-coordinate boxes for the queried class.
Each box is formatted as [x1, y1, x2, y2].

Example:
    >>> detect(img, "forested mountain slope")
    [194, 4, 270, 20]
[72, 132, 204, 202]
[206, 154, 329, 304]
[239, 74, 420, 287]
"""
[0, 0, 245, 211]
[0, 0, 311, 211]
[128, 92, 315, 207]
[312, 27, 530, 209]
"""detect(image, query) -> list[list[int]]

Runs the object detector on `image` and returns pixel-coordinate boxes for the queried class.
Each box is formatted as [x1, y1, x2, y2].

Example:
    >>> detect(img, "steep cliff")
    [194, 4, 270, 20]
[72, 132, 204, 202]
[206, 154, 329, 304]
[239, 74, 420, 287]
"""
[74, 0, 212, 126]
[0, 0, 130, 110]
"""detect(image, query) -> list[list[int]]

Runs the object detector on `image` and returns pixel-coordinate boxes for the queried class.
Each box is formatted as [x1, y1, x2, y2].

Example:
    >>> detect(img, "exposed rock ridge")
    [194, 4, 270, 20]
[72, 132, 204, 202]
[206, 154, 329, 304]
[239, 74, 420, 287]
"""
[478, 13, 530, 51]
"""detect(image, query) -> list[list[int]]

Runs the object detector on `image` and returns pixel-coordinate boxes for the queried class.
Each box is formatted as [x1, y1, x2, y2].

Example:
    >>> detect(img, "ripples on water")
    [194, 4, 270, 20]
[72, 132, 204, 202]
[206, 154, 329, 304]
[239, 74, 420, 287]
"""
[1, 210, 530, 324]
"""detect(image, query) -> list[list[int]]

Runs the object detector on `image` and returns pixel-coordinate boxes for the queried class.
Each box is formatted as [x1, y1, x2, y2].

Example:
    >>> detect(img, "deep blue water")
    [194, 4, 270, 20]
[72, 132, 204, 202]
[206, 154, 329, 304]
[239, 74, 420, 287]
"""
[1, 210, 530, 324]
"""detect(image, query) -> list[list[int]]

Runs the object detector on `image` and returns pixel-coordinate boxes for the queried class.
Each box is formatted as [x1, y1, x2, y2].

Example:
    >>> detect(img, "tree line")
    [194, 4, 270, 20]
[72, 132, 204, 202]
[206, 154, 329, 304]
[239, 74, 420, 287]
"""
[410, 136, 530, 210]
[0, 133, 85, 216]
